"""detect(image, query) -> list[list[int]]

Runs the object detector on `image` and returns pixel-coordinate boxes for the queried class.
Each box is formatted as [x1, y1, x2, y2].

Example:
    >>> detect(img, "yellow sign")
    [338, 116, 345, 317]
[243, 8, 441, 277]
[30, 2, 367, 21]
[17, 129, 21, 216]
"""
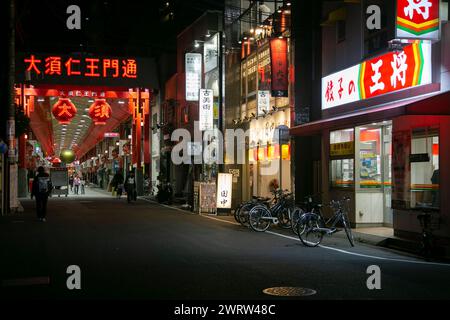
[330, 142, 354, 157]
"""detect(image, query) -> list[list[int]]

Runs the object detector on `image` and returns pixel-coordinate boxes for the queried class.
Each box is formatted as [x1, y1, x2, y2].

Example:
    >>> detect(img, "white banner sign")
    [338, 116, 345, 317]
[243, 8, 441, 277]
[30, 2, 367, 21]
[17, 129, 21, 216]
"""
[204, 33, 219, 73]
[199, 89, 214, 131]
[185, 53, 202, 101]
[216, 173, 233, 209]
[257, 90, 271, 116]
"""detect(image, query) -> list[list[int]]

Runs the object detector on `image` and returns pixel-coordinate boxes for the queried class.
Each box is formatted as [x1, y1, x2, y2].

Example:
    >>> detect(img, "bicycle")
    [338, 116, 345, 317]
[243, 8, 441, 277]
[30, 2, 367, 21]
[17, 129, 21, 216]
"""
[290, 194, 323, 236]
[298, 197, 355, 247]
[247, 190, 294, 232]
[234, 196, 272, 227]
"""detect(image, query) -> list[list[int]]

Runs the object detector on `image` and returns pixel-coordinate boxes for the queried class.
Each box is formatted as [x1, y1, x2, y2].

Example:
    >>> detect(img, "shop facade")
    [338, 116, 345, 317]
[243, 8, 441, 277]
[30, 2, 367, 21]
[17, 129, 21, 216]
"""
[290, 0, 450, 253]
[224, 1, 293, 204]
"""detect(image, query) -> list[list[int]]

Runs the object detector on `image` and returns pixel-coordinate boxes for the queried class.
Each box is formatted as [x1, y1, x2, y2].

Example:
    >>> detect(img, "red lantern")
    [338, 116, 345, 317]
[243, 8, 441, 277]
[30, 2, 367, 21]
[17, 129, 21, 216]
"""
[52, 98, 77, 124]
[89, 99, 112, 125]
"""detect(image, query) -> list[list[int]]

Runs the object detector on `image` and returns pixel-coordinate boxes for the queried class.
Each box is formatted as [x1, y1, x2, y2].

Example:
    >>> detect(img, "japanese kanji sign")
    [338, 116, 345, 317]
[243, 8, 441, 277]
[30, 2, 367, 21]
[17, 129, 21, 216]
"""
[322, 41, 431, 110]
[216, 173, 233, 209]
[23, 55, 138, 79]
[270, 38, 288, 97]
[17, 54, 157, 87]
[199, 89, 214, 131]
[257, 90, 271, 116]
[396, 0, 440, 40]
[185, 53, 202, 101]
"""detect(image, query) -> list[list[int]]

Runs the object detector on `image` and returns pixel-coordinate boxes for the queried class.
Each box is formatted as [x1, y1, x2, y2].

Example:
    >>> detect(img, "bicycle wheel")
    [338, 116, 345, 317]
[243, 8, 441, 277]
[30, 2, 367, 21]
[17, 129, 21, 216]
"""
[298, 214, 323, 247]
[238, 203, 253, 227]
[291, 208, 305, 235]
[234, 204, 243, 223]
[342, 214, 355, 247]
[249, 205, 272, 232]
[277, 207, 292, 229]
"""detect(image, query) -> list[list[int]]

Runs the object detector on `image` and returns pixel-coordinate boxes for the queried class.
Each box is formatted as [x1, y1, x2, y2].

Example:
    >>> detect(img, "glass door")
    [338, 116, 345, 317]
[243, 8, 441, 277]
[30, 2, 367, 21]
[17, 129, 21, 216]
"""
[383, 124, 393, 226]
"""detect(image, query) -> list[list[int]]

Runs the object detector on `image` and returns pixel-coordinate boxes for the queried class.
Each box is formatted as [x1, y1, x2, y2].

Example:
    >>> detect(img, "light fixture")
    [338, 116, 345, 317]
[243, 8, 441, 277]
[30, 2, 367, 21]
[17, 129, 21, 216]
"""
[286, 2, 291, 6]
[118, 100, 125, 104]
[250, 28, 254, 33]
[128, 135, 132, 139]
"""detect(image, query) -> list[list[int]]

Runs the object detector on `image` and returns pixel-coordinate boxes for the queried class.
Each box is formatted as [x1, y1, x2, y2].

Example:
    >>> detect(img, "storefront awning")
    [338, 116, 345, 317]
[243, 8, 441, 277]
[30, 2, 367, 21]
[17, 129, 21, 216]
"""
[290, 91, 450, 136]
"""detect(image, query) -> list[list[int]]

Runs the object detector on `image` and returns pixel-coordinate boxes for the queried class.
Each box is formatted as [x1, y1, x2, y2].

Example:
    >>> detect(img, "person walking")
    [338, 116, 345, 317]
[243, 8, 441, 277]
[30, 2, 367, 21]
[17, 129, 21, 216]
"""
[112, 171, 124, 199]
[125, 170, 137, 203]
[31, 166, 53, 222]
[80, 175, 86, 195]
[73, 175, 81, 195]
[69, 174, 74, 193]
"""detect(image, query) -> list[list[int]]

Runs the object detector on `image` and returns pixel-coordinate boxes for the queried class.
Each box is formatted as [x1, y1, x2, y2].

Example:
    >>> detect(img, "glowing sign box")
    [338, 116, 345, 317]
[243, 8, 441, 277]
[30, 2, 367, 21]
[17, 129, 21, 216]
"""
[322, 41, 432, 110]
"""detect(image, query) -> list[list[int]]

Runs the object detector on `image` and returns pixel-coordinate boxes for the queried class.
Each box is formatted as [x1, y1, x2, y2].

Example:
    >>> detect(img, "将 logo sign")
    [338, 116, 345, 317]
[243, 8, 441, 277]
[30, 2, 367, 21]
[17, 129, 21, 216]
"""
[396, 0, 440, 40]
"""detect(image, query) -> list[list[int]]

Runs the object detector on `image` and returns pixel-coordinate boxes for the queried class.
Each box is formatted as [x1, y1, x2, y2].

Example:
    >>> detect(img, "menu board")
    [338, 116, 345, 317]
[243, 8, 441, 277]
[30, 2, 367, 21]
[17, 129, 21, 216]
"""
[199, 182, 217, 214]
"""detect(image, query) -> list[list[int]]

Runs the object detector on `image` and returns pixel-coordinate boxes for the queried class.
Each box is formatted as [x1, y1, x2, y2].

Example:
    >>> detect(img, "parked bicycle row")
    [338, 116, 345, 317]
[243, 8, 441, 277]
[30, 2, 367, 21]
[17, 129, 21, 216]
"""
[233, 190, 355, 247]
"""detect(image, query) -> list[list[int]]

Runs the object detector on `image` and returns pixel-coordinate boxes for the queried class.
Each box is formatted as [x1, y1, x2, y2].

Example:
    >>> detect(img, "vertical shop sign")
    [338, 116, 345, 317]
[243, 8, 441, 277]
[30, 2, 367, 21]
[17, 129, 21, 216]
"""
[185, 53, 202, 101]
[204, 33, 219, 73]
[270, 38, 288, 97]
[396, 0, 440, 41]
[257, 90, 271, 116]
[199, 89, 214, 131]
[217, 173, 233, 209]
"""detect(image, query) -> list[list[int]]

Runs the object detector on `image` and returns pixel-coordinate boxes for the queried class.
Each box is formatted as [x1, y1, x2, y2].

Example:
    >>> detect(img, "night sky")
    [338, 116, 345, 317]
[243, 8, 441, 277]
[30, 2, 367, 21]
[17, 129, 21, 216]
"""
[15, 0, 225, 57]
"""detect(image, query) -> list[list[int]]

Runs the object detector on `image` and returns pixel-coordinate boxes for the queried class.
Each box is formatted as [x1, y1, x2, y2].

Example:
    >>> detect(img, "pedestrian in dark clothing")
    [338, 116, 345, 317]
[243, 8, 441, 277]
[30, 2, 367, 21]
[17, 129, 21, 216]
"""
[69, 175, 74, 192]
[112, 171, 124, 199]
[31, 166, 53, 222]
[125, 171, 137, 203]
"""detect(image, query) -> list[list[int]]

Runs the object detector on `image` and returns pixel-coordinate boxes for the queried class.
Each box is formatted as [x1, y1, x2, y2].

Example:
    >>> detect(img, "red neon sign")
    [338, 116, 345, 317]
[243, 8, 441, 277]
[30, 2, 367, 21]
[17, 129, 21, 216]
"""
[24, 55, 138, 79]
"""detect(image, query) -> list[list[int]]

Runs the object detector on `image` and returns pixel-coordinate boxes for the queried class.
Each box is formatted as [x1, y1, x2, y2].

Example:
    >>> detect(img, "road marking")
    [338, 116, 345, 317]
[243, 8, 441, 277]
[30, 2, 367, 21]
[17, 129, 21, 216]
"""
[144, 199, 450, 267]
[2, 277, 50, 287]
[139, 198, 196, 215]
[264, 231, 450, 267]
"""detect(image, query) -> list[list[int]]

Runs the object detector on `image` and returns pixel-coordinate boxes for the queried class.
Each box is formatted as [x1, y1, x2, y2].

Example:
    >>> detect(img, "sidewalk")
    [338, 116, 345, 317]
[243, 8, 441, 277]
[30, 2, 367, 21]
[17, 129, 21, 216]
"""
[140, 199, 447, 259]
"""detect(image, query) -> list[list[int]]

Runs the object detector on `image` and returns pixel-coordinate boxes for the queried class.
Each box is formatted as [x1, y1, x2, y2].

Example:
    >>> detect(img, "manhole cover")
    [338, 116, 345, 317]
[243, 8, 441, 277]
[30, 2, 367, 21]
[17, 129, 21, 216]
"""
[263, 287, 317, 297]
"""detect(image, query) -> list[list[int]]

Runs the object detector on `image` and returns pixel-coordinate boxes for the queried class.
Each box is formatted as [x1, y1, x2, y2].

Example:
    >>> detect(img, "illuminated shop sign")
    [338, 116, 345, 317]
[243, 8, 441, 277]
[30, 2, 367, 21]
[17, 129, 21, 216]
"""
[199, 89, 214, 131]
[270, 38, 289, 97]
[396, 0, 440, 41]
[216, 173, 233, 209]
[23, 55, 138, 79]
[185, 53, 202, 101]
[204, 33, 219, 73]
[322, 41, 431, 110]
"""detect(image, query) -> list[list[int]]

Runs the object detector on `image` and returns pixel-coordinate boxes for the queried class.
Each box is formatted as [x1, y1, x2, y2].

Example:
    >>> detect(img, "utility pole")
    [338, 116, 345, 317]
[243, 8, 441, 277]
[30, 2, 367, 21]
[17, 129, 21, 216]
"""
[6, 0, 17, 214]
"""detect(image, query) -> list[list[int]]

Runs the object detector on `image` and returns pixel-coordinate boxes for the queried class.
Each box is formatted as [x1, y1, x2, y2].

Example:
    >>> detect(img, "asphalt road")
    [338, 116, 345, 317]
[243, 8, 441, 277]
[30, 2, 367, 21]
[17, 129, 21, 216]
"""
[1, 189, 450, 300]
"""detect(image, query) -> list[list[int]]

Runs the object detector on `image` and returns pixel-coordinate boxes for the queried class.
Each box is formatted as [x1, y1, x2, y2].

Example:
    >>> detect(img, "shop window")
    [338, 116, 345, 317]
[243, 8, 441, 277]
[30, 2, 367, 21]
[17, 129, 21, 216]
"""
[331, 159, 355, 188]
[330, 129, 354, 188]
[358, 127, 382, 189]
[410, 127, 439, 210]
